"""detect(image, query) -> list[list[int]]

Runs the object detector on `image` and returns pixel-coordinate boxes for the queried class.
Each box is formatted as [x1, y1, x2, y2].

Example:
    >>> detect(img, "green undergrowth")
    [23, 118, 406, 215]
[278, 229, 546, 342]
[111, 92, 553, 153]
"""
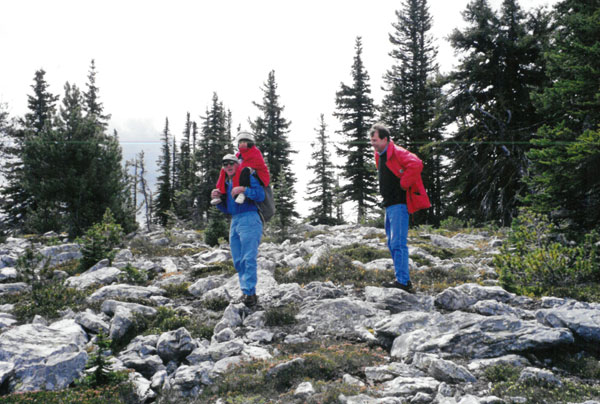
[485, 364, 600, 403]
[198, 340, 385, 403]
[265, 304, 299, 326]
[0, 384, 137, 404]
[112, 307, 213, 352]
[495, 209, 600, 302]
[191, 261, 236, 279]
[275, 253, 389, 289]
[412, 266, 478, 294]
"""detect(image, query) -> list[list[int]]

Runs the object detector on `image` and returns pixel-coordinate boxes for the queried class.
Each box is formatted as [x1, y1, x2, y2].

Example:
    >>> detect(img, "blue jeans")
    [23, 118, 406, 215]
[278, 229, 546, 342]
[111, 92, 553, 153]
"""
[385, 204, 409, 285]
[229, 211, 263, 296]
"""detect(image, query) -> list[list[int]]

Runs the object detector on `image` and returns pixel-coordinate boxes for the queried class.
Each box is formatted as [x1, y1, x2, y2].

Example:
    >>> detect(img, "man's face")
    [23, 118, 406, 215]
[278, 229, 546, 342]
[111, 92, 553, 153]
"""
[223, 160, 238, 177]
[370, 131, 388, 153]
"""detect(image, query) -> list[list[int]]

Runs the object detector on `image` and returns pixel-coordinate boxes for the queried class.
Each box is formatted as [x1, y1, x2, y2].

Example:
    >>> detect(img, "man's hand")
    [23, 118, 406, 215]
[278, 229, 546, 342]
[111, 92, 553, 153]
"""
[231, 186, 246, 197]
[211, 189, 222, 199]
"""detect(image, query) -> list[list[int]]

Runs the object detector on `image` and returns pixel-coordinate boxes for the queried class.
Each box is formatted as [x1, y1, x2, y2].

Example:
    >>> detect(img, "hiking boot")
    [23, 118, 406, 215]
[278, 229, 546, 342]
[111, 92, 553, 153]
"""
[382, 280, 414, 293]
[242, 294, 258, 308]
[235, 193, 246, 204]
[211, 197, 222, 205]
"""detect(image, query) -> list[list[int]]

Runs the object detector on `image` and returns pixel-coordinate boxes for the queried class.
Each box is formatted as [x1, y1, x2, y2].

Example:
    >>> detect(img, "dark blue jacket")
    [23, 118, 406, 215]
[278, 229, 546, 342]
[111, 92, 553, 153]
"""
[217, 174, 265, 216]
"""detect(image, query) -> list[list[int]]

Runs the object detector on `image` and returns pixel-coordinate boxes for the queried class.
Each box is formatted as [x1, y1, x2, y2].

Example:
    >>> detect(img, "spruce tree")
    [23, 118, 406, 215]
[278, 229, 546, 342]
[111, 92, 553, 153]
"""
[446, 0, 552, 225]
[380, 0, 444, 225]
[251, 70, 294, 185]
[273, 168, 298, 238]
[194, 93, 231, 222]
[83, 60, 110, 128]
[154, 118, 172, 226]
[526, 0, 600, 231]
[334, 37, 377, 222]
[251, 70, 297, 226]
[305, 115, 336, 225]
[16, 70, 60, 231]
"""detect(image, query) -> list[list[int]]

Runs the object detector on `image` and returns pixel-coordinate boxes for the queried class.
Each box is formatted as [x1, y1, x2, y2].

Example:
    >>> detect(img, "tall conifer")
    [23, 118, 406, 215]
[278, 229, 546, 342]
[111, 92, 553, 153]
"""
[305, 115, 336, 225]
[334, 37, 377, 222]
[154, 118, 172, 226]
[527, 0, 600, 231]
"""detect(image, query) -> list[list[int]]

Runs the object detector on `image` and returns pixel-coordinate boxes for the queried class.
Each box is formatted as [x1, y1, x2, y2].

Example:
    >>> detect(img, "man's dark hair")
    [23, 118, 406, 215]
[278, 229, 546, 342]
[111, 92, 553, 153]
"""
[370, 123, 390, 141]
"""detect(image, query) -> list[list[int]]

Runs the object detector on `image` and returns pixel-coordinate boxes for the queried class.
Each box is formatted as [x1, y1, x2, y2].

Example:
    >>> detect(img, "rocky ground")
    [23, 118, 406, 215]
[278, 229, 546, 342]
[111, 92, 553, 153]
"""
[0, 223, 599, 404]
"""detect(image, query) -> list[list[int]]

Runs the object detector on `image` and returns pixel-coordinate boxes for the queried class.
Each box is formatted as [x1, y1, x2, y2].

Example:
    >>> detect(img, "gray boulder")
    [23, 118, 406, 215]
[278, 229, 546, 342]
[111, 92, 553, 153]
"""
[157, 328, 196, 362]
[0, 320, 88, 392]
[365, 286, 435, 313]
[412, 353, 476, 384]
[0, 312, 17, 330]
[0, 267, 17, 282]
[65, 266, 122, 289]
[74, 310, 110, 335]
[296, 297, 388, 337]
[391, 311, 574, 360]
[109, 306, 135, 342]
[88, 284, 166, 303]
[188, 275, 227, 297]
[536, 308, 600, 343]
[0, 361, 15, 387]
[0, 283, 30, 296]
[435, 284, 515, 312]
[164, 362, 214, 398]
[101, 299, 158, 317]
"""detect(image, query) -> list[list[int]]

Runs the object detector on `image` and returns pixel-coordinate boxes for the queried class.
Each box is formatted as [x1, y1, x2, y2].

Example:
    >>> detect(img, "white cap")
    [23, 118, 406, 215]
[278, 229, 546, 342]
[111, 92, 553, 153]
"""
[235, 131, 255, 144]
[222, 153, 238, 163]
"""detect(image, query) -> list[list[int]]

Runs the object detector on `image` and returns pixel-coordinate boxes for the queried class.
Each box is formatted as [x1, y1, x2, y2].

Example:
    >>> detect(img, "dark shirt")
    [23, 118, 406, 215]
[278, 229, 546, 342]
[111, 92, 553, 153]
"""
[378, 148, 406, 207]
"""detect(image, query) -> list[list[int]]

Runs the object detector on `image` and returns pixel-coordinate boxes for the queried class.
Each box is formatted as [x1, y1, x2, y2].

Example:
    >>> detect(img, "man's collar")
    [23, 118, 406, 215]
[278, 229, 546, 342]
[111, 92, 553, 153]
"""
[378, 142, 389, 156]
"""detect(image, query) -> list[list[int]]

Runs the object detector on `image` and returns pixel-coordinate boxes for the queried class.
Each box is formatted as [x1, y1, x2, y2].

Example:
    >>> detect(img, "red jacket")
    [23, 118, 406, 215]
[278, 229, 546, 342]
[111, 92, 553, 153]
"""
[374, 141, 431, 214]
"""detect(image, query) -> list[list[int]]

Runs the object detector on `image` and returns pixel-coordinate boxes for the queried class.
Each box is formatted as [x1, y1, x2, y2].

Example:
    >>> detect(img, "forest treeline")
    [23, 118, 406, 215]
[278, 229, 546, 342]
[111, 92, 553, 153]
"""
[0, 0, 598, 239]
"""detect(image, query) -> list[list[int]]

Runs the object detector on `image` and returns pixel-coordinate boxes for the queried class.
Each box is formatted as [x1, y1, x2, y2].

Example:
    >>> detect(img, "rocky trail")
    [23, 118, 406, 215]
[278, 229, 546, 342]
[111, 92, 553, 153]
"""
[1, 224, 599, 403]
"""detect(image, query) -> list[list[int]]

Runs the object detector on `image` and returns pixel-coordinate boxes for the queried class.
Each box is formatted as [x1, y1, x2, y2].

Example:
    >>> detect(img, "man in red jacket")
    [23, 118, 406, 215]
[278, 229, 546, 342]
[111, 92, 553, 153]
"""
[370, 123, 430, 293]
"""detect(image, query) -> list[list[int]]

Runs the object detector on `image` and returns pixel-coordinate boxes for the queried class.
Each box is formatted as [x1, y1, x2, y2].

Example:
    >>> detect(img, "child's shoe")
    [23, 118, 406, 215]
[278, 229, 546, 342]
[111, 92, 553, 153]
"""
[235, 193, 246, 204]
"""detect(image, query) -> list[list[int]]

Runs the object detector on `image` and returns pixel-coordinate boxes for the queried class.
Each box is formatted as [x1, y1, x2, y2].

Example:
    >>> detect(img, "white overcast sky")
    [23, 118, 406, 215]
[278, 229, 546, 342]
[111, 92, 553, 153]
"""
[0, 0, 556, 218]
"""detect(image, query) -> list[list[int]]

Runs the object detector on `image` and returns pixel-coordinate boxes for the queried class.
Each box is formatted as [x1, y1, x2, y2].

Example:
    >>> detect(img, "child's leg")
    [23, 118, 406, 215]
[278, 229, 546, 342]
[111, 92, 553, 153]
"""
[239, 167, 251, 187]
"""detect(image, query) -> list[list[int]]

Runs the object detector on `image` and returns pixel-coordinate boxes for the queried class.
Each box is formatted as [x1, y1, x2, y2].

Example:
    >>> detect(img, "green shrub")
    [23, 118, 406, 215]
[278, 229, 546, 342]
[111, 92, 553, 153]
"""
[0, 384, 137, 404]
[13, 281, 89, 322]
[202, 296, 231, 311]
[265, 304, 298, 326]
[333, 243, 390, 263]
[118, 264, 148, 285]
[203, 341, 385, 400]
[191, 261, 236, 278]
[13, 248, 89, 322]
[162, 282, 191, 298]
[118, 307, 214, 350]
[205, 213, 229, 247]
[78, 209, 124, 271]
[78, 333, 128, 388]
[495, 209, 600, 299]
[275, 251, 390, 289]
[439, 216, 466, 231]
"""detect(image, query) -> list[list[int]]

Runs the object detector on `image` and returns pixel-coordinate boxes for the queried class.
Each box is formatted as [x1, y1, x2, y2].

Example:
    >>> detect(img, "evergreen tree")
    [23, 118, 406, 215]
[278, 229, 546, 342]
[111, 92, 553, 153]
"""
[2, 68, 135, 235]
[526, 0, 600, 231]
[7, 69, 59, 231]
[178, 112, 193, 190]
[380, 0, 444, 225]
[446, 0, 552, 225]
[194, 93, 231, 222]
[251, 70, 294, 185]
[332, 175, 345, 225]
[251, 70, 297, 225]
[154, 118, 172, 226]
[305, 115, 336, 225]
[273, 168, 298, 238]
[334, 37, 378, 222]
[83, 59, 110, 128]
[136, 150, 153, 231]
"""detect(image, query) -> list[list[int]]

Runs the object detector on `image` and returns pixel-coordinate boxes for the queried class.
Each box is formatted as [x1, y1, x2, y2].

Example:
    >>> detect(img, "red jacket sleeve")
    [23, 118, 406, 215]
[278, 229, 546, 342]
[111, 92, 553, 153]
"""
[394, 146, 423, 190]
